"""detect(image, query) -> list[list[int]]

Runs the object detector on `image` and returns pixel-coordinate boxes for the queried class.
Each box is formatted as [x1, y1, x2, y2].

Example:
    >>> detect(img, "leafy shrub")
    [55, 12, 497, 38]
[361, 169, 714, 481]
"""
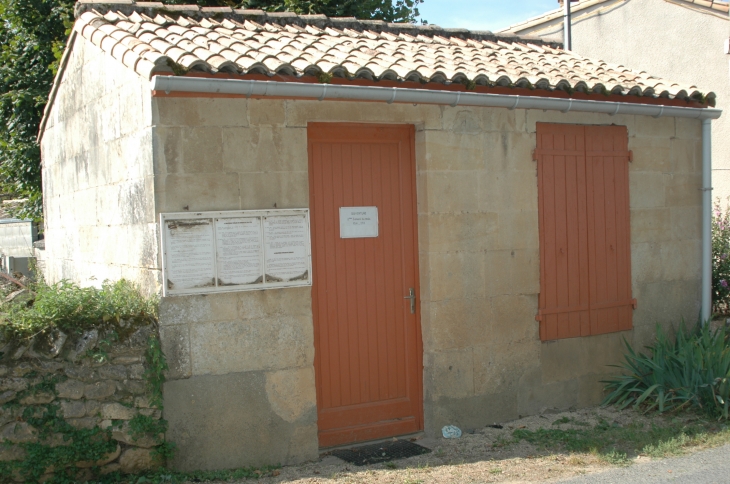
[603, 322, 730, 420]
[713, 198, 730, 314]
[0, 279, 157, 340]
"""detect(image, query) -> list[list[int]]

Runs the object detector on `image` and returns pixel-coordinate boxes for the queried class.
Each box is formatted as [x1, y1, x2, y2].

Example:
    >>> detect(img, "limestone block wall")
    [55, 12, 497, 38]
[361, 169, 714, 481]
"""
[152, 96, 317, 471]
[40, 36, 158, 294]
[158, 290, 316, 471]
[152, 95, 701, 467]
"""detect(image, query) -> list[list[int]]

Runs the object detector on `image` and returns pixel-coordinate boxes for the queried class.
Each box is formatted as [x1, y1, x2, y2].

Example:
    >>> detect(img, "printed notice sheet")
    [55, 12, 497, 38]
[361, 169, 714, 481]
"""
[340, 206, 379, 238]
[161, 209, 311, 296]
[164, 219, 216, 291]
[264, 215, 309, 282]
[215, 217, 263, 285]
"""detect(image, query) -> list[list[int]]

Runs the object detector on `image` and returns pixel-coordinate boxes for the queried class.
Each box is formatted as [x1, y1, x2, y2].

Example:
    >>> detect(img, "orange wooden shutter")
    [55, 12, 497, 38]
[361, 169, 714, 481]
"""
[536, 123, 634, 341]
[536, 124, 591, 340]
[585, 126, 635, 335]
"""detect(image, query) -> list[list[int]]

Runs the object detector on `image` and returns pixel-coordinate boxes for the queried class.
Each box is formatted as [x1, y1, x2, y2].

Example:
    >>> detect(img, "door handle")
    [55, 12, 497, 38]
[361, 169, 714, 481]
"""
[404, 288, 416, 314]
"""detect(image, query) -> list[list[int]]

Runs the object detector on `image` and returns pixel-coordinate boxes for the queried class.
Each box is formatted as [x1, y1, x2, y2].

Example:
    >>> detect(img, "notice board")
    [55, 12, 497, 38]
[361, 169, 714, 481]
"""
[160, 209, 311, 296]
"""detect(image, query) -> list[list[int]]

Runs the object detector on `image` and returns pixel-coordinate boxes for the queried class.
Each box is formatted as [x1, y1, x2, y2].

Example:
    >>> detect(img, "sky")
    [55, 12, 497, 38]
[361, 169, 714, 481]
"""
[415, 0, 560, 32]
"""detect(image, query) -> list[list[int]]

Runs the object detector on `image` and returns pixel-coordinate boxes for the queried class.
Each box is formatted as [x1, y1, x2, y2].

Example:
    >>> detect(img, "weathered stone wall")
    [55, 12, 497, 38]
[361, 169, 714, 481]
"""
[40, 36, 158, 294]
[153, 96, 701, 467]
[0, 324, 164, 481]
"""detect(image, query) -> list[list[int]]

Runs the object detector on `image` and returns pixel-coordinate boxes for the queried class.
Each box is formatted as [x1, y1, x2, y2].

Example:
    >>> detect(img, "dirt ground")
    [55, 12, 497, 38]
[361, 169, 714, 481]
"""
[239, 406, 725, 484]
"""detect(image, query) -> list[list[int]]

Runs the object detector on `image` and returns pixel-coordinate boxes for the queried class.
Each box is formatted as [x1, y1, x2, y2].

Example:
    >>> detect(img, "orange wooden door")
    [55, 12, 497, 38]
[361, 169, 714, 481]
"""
[308, 123, 423, 448]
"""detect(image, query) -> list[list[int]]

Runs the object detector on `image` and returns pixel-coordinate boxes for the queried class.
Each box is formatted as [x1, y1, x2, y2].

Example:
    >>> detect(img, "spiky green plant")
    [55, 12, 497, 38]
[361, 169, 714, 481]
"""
[603, 322, 730, 420]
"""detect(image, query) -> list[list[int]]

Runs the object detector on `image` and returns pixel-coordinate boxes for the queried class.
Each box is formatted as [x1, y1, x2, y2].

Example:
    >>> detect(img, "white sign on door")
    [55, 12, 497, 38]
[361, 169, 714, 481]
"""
[340, 206, 379, 238]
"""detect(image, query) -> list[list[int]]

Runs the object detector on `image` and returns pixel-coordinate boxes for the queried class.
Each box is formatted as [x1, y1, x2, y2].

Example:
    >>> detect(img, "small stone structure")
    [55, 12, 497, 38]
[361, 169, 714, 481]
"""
[37, 1, 716, 473]
[0, 219, 37, 274]
[0, 323, 165, 481]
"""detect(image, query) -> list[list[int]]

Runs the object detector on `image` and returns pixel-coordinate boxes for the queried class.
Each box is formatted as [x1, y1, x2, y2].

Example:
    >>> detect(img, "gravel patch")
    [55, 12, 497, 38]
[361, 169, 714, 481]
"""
[218, 406, 716, 484]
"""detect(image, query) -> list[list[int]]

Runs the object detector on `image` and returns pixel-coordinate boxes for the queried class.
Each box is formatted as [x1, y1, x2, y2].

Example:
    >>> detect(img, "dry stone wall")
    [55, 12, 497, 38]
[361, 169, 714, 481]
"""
[0, 323, 166, 482]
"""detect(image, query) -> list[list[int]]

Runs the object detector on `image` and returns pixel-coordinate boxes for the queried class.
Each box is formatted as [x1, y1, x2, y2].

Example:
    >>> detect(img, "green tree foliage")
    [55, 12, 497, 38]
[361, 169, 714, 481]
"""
[0, 0, 74, 221]
[164, 0, 425, 22]
[241, 0, 424, 23]
[0, 0, 422, 222]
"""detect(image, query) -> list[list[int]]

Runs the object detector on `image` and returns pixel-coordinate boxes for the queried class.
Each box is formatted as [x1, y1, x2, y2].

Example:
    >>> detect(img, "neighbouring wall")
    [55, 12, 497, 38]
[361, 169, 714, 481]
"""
[152, 95, 701, 469]
[508, 0, 730, 199]
[40, 36, 159, 294]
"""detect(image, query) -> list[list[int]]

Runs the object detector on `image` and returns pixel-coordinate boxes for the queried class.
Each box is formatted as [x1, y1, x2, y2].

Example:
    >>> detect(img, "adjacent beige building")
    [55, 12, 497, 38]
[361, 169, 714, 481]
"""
[502, 0, 730, 198]
[38, 1, 718, 472]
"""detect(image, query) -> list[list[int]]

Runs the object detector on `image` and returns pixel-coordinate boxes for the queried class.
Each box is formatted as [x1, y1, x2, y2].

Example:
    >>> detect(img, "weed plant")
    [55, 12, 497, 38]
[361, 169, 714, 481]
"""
[602, 323, 730, 420]
[713, 198, 730, 314]
[0, 279, 157, 340]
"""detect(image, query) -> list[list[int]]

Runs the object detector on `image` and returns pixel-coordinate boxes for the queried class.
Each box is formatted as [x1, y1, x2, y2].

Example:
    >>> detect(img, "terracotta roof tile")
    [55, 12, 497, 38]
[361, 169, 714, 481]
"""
[71, 1, 715, 104]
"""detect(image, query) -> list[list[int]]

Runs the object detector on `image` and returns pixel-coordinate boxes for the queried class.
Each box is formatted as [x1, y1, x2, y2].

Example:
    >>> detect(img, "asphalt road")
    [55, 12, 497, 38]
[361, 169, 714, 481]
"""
[556, 445, 730, 484]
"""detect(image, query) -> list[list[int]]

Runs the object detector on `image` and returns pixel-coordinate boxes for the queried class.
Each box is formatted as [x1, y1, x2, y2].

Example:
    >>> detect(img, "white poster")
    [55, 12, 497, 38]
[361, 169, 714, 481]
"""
[215, 217, 263, 285]
[340, 206, 379, 238]
[264, 214, 309, 282]
[164, 219, 216, 291]
[161, 209, 311, 296]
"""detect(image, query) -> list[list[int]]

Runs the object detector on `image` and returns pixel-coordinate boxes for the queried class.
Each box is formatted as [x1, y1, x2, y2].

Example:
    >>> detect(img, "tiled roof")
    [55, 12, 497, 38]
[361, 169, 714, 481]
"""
[70, 1, 714, 105]
[502, 0, 728, 34]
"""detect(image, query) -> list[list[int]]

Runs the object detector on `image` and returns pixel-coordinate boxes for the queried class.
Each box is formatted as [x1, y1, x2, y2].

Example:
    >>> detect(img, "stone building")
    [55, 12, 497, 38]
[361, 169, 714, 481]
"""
[501, 0, 730, 197]
[39, 0, 719, 472]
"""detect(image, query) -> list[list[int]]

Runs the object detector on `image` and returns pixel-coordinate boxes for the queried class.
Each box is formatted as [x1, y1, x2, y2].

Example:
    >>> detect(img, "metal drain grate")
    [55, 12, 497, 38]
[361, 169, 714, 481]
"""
[330, 440, 431, 466]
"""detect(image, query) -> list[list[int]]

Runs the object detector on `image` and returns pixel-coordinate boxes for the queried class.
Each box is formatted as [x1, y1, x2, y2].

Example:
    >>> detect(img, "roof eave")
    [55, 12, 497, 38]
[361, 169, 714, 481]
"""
[37, 30, 77, 144]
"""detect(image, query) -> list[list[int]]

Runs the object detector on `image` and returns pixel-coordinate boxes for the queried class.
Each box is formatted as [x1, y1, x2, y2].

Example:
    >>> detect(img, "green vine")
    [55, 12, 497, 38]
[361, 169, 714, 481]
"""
[0, 403, 117, 483]
[129, 414, 167, 444]
[85, 331, 119, 364]
[144, 334, 168, 409]
[5, 374, 66, 410]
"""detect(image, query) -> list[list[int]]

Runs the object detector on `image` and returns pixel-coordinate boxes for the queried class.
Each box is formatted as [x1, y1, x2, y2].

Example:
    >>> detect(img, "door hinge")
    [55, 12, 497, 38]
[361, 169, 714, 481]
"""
[628, 150, 633, 162]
